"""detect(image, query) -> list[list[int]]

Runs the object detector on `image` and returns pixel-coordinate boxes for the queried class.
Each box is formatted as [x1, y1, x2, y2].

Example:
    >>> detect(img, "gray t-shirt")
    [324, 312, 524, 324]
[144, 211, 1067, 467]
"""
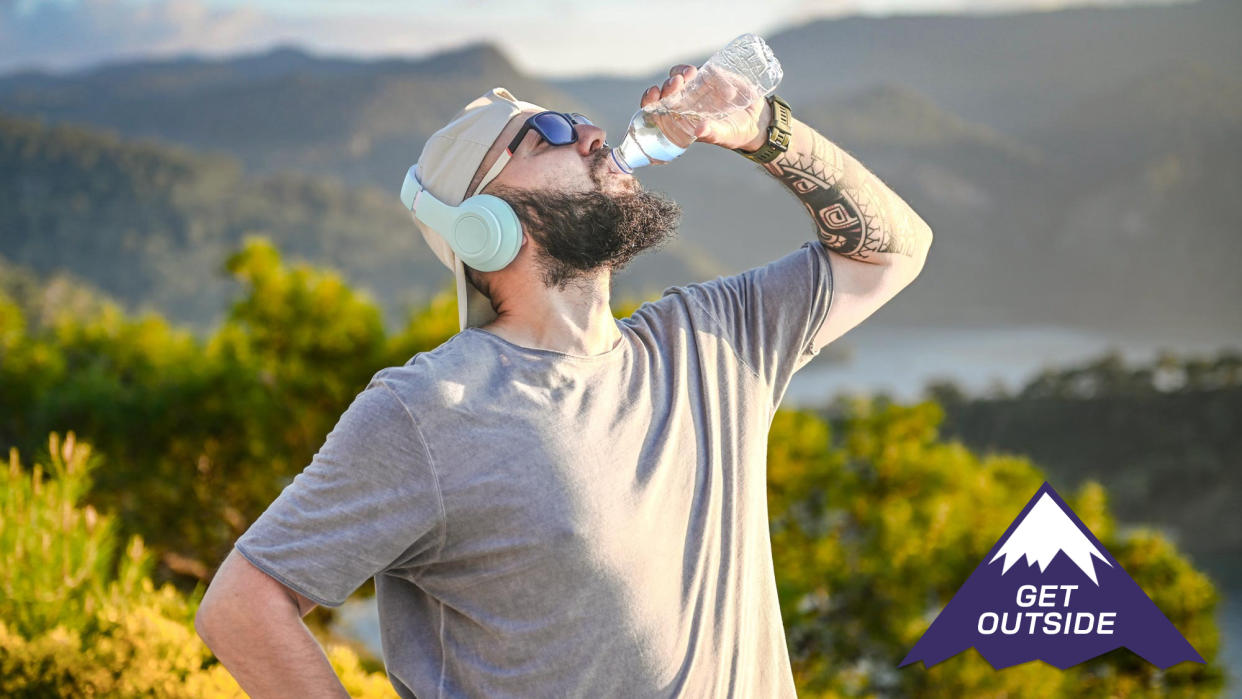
[235, 241, 834, 698]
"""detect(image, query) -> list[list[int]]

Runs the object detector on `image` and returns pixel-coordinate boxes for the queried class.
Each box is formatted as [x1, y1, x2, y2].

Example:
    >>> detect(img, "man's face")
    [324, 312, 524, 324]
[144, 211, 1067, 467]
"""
[475, 108, 631, 197]
[472, 108, 682, 289]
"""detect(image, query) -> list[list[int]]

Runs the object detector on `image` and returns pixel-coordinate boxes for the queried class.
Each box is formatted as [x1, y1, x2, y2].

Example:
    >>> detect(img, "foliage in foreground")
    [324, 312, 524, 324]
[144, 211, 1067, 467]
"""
[0, 431, 397, 698]
[1, 412, 1223, 696]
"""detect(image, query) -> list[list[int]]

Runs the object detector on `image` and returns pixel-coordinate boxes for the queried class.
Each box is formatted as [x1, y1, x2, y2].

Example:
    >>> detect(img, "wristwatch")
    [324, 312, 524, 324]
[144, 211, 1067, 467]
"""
[733, 94, 792, 164]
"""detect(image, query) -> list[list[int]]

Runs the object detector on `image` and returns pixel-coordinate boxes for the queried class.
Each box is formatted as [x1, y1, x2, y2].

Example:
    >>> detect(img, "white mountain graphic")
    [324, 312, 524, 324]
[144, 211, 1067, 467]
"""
[989, 493, 1112, 585]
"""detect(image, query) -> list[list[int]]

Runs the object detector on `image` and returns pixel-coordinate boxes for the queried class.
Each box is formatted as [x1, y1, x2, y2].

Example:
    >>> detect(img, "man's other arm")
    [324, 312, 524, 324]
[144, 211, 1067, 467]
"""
[751, 115, 934, 351]
[195, 547, 349, 698]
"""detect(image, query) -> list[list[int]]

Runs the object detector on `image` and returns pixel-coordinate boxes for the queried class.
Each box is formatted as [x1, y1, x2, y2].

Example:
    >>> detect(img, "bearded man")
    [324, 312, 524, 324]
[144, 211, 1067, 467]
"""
[196, 63, 933, 698]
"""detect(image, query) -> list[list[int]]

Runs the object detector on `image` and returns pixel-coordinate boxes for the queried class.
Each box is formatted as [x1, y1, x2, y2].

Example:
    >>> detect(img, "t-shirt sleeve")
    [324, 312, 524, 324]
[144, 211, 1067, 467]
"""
[233, 374, 445, 608]
[671, 241, 834, 410]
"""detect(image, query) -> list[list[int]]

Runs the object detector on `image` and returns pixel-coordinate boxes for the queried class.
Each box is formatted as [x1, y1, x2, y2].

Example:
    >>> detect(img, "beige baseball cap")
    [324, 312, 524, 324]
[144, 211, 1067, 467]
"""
[411, 87, 546, 332]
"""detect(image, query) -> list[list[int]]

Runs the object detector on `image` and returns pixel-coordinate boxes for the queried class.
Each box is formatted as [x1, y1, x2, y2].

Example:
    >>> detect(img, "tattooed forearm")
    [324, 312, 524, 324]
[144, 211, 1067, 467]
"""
[760, 118, 932, 263]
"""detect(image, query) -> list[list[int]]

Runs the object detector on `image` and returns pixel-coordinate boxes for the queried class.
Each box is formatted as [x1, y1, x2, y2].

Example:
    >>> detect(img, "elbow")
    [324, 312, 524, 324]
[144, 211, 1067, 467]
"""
[891, 225, 932, 283]
[917, 218, 934, 254]
[195, 605, 217, 649]
[195, 579, 230, 650]
[911, 224, 934, 277]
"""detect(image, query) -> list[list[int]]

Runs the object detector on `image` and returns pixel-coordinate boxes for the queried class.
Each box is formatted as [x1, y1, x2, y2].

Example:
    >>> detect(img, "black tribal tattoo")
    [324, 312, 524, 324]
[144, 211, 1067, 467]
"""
[761, 121, 928, 262]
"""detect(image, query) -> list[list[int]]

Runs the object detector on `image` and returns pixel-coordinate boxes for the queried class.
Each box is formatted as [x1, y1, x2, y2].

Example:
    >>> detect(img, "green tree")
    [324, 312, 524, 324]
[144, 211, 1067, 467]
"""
[1, 236, 455, 584]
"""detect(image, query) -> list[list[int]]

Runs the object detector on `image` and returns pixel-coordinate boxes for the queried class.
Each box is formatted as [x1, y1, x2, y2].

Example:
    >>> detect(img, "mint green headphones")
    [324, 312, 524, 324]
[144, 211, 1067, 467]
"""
[400, 165, 523, 273]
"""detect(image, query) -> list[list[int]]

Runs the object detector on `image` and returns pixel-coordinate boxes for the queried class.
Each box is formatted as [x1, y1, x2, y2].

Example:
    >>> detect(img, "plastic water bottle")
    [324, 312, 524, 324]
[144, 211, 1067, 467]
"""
[610, 33, 783, 174]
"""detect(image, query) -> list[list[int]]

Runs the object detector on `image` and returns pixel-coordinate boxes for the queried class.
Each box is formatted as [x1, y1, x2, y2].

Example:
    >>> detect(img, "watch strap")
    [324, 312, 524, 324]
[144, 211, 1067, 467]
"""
[734, 94, 792, 164]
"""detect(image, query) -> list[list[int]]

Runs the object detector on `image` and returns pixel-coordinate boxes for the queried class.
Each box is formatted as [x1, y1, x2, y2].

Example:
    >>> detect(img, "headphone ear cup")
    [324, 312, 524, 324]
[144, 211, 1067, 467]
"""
[452, 195, 522, 272]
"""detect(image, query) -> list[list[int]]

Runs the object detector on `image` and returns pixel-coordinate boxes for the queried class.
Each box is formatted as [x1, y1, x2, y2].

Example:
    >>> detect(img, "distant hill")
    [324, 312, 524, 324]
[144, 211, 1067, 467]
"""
[0, 253, 117, 335]
[0, 43, 588, 191]
[799, 83, 1034, 153]
[795, 85, 1065, 327]
[1024, 58, 1242, 181]
[0, 113, 439, 334]
[927, 349, 1242, 559]
[553, 0, 1241, 138]
[1025, 60, 1242, 334]
[0, 114, 718, 335]
[15, 2, 1237, 190]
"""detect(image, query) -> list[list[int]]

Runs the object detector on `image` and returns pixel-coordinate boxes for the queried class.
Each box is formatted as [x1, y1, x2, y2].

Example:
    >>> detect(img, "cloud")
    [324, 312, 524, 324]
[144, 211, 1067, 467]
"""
[0, 0, 563, 76]
[0, 0, 267, 72]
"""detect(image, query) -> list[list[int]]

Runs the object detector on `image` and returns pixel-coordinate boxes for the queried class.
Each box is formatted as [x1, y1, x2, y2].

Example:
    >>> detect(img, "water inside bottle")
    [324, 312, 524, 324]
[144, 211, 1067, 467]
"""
[609, 58, 774, 174]
[610, 109, 692, 174]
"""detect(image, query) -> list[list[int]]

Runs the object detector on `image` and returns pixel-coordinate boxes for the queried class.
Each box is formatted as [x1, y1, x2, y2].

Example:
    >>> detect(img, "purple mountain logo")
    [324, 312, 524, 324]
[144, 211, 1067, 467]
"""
[900, 482, 1203, 670]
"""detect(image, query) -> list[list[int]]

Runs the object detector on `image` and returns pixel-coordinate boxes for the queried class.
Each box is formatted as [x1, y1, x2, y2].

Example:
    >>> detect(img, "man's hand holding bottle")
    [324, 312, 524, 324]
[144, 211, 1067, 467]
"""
[640, 63, 773, 153]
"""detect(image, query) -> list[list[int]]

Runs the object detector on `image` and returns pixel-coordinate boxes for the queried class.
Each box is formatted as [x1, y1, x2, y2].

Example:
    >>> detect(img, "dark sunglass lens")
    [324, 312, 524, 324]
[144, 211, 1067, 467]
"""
[532, 112, 576, 144]
[571, 113, 593, 126]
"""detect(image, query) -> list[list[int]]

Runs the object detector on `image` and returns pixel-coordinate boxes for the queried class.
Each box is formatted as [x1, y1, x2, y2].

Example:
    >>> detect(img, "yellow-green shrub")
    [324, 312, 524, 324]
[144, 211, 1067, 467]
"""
[0, 431, 397, 697]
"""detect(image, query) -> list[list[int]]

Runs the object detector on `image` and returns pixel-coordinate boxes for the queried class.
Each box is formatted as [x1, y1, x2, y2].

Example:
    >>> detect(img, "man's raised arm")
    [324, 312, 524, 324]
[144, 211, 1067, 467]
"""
[748, 113, 934, 350]
[649, 62, 935, 352]
[754, 115, 932, 266]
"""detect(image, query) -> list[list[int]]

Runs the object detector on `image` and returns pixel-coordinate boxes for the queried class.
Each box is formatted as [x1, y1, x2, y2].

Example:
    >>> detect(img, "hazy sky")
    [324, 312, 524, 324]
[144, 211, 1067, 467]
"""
[0, 0, 1193, 77]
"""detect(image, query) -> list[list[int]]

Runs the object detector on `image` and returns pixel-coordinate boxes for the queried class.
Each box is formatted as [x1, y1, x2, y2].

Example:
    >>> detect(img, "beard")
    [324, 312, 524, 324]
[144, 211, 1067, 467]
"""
[487, 151, 682, 290]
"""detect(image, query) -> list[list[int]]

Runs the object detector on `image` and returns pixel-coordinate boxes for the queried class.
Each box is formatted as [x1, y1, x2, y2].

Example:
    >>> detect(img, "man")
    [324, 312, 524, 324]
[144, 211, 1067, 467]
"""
[195, 64, 933, 698]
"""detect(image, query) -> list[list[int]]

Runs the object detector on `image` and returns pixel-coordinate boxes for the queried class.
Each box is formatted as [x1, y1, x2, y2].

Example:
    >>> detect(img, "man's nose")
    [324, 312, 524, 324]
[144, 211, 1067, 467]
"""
[575, 123, 607, 156]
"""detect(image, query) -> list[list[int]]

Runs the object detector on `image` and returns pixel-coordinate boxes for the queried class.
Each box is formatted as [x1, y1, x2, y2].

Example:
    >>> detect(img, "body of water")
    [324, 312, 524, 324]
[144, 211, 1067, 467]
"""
[784, 322, 1241, 407]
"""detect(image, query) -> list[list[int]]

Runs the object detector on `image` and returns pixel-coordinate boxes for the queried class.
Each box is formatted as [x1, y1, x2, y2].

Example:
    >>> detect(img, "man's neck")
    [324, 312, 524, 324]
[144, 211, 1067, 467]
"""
[481, 273, 621, 357]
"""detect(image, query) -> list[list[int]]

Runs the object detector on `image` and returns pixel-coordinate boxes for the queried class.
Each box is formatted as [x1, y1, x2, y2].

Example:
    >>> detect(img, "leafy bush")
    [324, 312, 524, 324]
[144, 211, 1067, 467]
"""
[0, 238, 413, 583]
[0, 431, 397, 697]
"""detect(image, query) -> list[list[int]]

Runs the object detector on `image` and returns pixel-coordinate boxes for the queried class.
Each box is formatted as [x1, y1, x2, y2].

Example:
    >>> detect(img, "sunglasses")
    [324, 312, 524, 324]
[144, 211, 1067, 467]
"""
[507, 111, 593, 153]
[472, 111, 594, 197]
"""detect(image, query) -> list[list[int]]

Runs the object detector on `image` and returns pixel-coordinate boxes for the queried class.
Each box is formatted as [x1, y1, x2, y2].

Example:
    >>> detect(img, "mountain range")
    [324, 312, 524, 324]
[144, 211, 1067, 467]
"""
[0, 0, 1238, 339]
